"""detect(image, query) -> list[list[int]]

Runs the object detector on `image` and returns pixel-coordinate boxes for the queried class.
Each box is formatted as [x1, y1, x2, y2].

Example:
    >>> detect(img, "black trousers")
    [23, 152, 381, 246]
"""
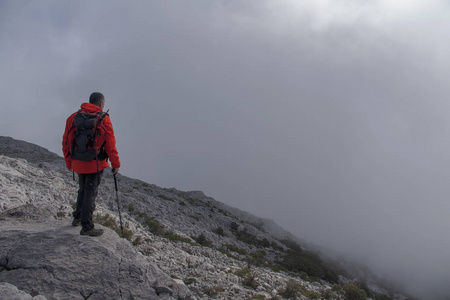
[72, 171, 103, 231]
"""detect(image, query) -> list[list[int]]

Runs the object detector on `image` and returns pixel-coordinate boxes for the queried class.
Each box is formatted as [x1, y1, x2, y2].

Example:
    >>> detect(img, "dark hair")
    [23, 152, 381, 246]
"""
[89, 92, 105, 106]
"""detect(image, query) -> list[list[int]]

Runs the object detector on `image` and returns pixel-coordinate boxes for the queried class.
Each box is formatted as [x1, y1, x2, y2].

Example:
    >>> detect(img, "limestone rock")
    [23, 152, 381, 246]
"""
[0, 213, 194, 300]
[0, 282, 47, 300]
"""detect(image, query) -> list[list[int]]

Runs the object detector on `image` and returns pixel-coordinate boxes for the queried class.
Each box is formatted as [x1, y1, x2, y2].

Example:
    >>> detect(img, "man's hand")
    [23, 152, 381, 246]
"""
[112, 168, 120, 175]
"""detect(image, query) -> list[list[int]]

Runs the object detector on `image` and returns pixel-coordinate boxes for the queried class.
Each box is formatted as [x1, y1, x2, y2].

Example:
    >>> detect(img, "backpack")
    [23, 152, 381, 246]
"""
[70, 110, 109, 162]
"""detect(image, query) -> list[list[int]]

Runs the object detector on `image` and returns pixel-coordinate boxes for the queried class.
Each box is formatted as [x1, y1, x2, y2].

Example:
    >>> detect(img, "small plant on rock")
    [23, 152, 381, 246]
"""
[203, 286, 224, 297]
[157, 194, 175, 202]
[246, 250, 266, 266]
[278, 279, 303, 299]
[164, 231, 195, 245]
[242, 275, 259, 290]
[230, 221, 239, 231]
[304, 291, 321, 299]
[343, 283, 367, 300]
[225, 244, 247, 255]
[218, 248, 234, 258]
[93, 213, 133, 241]
[132, 235, 143, 246]
[322, 288, 337, 300]
[235, 267, 251, 278]
[212, 226, 227, 236]
[191, 233, 213, 247]
[189, 215, 200, 221]
[56, 205, 66, 218]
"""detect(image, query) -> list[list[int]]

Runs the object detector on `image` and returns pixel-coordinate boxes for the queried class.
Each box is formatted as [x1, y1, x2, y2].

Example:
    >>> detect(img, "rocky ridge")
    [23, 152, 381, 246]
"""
[0, 136, 407, 300]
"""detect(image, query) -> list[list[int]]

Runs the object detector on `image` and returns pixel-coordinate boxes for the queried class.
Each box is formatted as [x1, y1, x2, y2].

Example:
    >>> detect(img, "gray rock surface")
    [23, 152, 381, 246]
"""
[0, 282, 47, 300]
[0, 205, 194, 300]
[0, 136, 60, 164]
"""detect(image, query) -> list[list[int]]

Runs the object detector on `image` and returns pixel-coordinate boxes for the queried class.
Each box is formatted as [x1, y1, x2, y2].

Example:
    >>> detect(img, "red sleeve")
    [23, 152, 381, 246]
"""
[103, 115, 121, 169]
[62, 113, 76, 169]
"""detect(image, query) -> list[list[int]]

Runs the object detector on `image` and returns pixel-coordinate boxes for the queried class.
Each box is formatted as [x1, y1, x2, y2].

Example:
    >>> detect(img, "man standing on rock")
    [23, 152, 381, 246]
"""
[62, 92, 120, 237]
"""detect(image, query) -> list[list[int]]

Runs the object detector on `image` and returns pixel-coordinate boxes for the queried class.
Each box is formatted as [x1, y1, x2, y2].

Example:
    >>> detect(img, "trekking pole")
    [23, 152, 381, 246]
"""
[113, 173, 124, 238]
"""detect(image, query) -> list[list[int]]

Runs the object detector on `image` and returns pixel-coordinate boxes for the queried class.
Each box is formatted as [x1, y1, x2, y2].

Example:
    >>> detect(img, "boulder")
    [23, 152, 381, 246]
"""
[0, 282, 47, 300]
[0, 208, 195, 300]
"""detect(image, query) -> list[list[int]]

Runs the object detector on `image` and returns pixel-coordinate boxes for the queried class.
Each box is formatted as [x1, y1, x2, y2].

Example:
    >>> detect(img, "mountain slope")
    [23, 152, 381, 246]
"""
[0, 136, 407, 300]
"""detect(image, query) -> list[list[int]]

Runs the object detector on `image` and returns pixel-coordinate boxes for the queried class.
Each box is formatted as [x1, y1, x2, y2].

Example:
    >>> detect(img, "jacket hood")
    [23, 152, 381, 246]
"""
[80, 102, 102, 113]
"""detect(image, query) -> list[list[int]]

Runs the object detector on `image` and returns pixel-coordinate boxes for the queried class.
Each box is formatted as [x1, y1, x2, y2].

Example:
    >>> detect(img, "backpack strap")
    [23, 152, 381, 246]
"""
[94, 109, 109, 182]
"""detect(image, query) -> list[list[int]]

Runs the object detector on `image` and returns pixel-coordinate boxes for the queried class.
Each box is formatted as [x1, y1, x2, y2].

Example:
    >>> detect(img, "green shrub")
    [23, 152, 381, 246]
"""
[203, 286, 223, 296]
[132, 235, 143, 246]
[261, 238, 271, 247]
[343, 283, 367, 300]
[322, 289, 337, 300]
[304, 291, 321, 299]
[247, 250, 266, 266]
[212, 226, 226, 236]
[271, 241, 284, 251]
[235, 267, 251, 278]
[121, 227, 133, 240]
[243, 275, 259, 289]
[218, 248, 234, 258]
[188, 198, 201, 206]
[179, 201, 186, 206]
[265, 263, 287, 273]
[157, 194, 175, 201]
[278, 244, 339, 283]
[218, 208, 229, 216]
[332, 285, 344, 295]
[144, 217, 165, 235]
[94, 213, 133, 241]
[230, 222, 239, 231]
[55, 205, 66, 218]
[191, 233, 213, 247]
[278, 279, 320, 299]
[190, 215, 200, 221]
[225, 244, 247, 255]
[278, 279, 303, 299]
[164, 231, 195, 244]
[128, 204, 135, 213]
[231, 228, 274, 249]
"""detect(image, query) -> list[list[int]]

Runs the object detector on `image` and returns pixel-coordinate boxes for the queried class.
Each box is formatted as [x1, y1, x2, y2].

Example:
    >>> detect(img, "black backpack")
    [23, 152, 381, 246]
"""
[70, 110, 109, 162]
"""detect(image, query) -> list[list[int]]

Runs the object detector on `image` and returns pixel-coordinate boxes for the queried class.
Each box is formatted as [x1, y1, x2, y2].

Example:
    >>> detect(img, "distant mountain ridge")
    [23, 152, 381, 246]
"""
[0, 136, 409, 300]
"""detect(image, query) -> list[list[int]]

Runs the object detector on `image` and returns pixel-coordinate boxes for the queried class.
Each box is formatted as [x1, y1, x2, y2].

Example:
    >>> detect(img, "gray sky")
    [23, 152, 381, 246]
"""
[2, 1, 450, 298]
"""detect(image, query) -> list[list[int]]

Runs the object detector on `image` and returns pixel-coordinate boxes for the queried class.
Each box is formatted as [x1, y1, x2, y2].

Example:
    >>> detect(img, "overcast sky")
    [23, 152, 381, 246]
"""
[2, 1, 450, 298]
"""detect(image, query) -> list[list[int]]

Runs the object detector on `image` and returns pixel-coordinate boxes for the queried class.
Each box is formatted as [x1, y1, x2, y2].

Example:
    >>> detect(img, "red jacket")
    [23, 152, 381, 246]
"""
[62, 103, 120, 174]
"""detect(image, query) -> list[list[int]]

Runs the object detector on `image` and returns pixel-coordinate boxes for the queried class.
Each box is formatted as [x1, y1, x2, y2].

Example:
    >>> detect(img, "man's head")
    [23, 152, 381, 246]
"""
[89, 92, 105, 109]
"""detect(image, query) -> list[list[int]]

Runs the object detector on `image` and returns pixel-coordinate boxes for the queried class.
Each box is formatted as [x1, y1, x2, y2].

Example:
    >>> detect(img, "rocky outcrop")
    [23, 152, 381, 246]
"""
[0, 282, 47, 300]
[0, 136, 60, 164]
[0, 205, 194, 300]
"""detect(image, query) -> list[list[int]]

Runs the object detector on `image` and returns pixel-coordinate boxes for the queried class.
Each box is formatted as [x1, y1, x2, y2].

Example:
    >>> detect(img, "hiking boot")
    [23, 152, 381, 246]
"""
[72, 218, 81, 227]
[80, 228, 104, 236]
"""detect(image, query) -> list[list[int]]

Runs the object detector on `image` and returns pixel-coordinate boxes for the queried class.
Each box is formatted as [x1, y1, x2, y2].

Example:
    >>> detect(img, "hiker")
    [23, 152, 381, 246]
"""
[62, 92, 120, 236]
